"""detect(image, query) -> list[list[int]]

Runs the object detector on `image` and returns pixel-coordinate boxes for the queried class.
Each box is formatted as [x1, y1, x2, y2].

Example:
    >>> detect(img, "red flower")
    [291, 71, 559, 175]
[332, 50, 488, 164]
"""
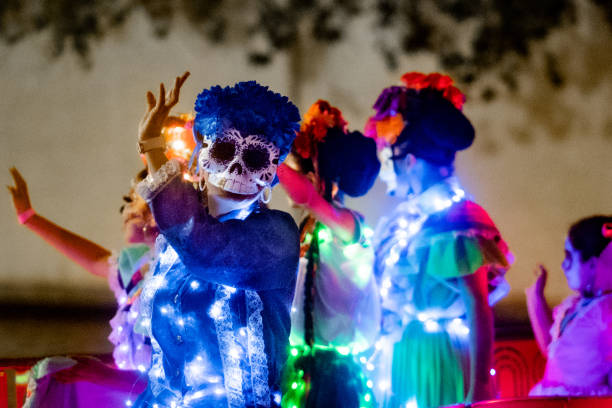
[401, 72, 428, 89]
[443, 86, 465, 110]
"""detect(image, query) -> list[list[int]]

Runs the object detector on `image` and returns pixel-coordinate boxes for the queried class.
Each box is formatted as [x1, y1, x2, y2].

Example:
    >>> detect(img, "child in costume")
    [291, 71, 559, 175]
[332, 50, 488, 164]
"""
[7, 167, 157, 407]
[527, 216, 612, 396]
[134, 72, 301, 408]
[366, 72, 513, 408]
[276, 100, 381, 408]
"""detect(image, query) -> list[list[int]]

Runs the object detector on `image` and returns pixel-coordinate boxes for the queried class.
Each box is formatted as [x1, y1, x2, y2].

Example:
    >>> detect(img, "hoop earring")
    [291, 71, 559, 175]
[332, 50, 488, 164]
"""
[260, 186, 272, 204]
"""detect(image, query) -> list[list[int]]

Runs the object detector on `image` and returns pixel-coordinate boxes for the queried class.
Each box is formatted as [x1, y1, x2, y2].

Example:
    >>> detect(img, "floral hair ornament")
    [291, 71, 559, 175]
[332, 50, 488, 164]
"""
[190, 81, 301, 173]
[603, 223, 612, 239]
[400, 72, 465, 110]
[365, 72, 466, 149]
[293, 100, 347, 159]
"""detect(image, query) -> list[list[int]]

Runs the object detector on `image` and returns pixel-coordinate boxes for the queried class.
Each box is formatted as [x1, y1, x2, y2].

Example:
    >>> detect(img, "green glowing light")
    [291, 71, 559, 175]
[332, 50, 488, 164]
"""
[291, 382, 298, 390]
[317, 227, 331, 244]
[364, 394, 371, 402]
[290, 348, 299, 357]
[336, 346, 350, 356]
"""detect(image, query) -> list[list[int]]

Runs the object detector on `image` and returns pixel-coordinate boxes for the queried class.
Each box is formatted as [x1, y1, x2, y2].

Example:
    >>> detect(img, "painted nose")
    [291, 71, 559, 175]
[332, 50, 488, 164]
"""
[229, 162, 242, 175]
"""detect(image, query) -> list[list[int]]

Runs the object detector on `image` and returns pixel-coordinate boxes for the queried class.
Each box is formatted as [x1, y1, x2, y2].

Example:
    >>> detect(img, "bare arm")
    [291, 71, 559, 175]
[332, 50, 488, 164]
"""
[7, 167, 111, 277]
[277, 162, 356, 242]
[525, 264, 553, 354]
[459, 266, 496, 403]
[138, 72, 190, 173]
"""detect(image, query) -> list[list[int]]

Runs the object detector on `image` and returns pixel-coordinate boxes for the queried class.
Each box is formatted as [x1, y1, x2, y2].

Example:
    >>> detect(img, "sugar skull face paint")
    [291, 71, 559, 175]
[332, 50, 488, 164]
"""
[198, 128, 280, 195]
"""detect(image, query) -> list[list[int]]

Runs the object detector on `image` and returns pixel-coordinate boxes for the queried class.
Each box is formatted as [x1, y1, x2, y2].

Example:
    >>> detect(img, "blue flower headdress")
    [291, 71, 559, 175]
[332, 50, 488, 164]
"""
[192, 81, 300, 167]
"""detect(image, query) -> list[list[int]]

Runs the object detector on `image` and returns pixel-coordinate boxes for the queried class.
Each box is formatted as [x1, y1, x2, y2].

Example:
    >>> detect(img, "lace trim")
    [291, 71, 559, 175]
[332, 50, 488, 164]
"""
[211, 285, 246, 408]
[246, 290, 271, 407]
[136, 159, 182, 202]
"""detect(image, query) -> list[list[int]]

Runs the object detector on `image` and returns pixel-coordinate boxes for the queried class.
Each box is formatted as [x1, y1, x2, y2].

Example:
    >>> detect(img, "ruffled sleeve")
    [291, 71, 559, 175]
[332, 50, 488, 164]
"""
[413, 201, 513, 304]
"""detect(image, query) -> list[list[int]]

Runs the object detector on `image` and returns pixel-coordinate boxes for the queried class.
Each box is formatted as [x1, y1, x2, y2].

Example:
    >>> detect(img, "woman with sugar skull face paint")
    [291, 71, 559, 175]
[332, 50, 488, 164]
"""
[133, 72, 301, 408]
[276, 100, 381, 408]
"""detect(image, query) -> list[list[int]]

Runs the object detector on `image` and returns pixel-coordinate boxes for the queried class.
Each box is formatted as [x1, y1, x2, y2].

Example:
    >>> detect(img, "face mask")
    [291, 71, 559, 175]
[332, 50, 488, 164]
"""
[198, 128, 280, 195]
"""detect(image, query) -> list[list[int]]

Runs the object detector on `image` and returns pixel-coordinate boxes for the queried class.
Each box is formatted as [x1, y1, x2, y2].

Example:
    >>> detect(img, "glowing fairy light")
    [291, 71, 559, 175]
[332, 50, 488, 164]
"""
[160, 306, 168, 315]
[290, 348, 299, 357]
[318, 228, 331, 244]
[190, 280, 200, 290]
[137, 364, 147, 373]
[378, 380, 390, 391]
[364, 393, 372, 402]
[274, 392, 282, 404]
[239, 327, 247, 337]
[229, 346, 241, 359]
[178, 318, 185, 327]
[357, 264, 372, 282]
[385, 252, 399, 266]
[125, 400, 133, 407]
[367, 380, 373, 388]
[366, 363, 375, 371]
[291, 382, 298, 390]
[208, 302, 223, 319]
[398, 218, 408, 229]
[490, 368, 496, 376]
[405, 398, 418, 408]
[214, 388, 225, 395]
[336, 346, 350, 356]
[424, 319, 441, 333]
[360, 356, 367, 364]
[447, 318, 470, 336]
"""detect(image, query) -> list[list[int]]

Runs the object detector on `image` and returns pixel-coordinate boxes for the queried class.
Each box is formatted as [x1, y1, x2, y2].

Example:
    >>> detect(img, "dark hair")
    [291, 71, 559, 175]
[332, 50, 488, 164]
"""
[306, 128, 380, 201]
[568, 215, 612, 262]
[120, 168, 149, 213]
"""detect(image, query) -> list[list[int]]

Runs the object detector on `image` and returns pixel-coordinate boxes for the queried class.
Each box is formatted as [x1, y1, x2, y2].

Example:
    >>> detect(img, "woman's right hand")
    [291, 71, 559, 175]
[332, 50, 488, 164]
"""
[526, 264, 548, 299]
[138, 72, 190, 142]
[7, 167, 32, 215]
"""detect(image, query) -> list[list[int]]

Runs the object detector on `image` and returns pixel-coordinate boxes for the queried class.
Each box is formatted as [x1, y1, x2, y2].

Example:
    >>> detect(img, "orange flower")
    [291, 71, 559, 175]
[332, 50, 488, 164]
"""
[295, 100, 347, 158]
[375, 114, 404, 146]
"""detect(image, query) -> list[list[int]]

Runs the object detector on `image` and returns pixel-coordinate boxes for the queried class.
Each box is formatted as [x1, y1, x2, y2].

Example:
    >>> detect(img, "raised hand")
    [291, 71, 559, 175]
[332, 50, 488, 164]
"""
[527, 264, 548, 298]
[138, 72, 190, 142]
[7, 167, 32, 215]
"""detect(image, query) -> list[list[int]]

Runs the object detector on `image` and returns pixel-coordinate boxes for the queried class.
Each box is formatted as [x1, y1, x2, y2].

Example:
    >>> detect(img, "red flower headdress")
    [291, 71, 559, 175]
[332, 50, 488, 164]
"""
[365, 72, 466, 148]
[294, 100, 347, 159]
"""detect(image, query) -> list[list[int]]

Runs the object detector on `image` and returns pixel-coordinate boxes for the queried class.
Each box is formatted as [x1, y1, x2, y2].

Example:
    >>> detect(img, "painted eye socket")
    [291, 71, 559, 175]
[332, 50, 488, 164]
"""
[243, 145, 270, 171]
[210, 140, 236, 163]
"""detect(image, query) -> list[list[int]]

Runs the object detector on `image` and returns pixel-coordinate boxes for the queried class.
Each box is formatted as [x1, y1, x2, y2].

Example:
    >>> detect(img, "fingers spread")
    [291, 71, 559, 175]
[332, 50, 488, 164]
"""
[146, 91, 156, 110]
[159, 83, 166, 108]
